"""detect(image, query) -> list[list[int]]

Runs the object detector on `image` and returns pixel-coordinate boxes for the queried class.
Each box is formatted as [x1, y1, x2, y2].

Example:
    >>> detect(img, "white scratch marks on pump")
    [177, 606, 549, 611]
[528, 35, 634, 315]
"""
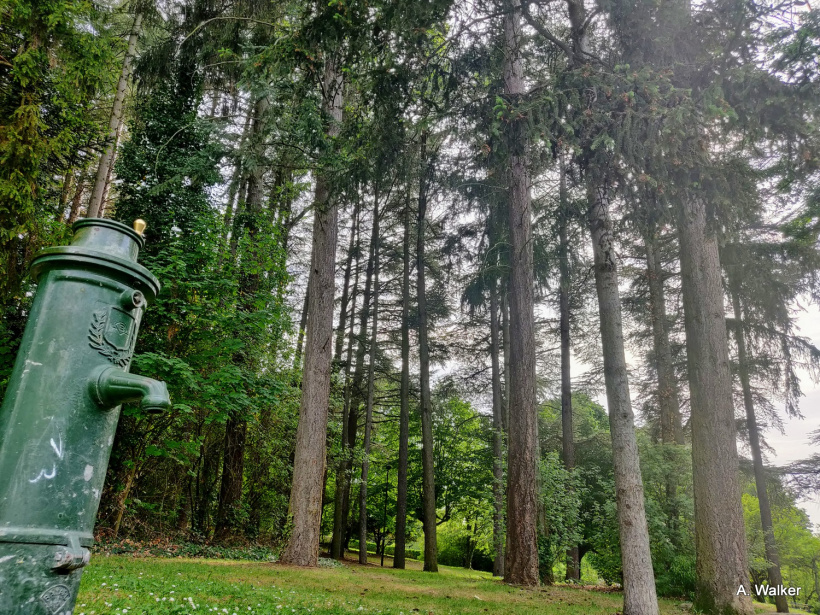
[83, 465, 94, 481]
[50, 435, 63, 459]
[29, 464, 56, 483]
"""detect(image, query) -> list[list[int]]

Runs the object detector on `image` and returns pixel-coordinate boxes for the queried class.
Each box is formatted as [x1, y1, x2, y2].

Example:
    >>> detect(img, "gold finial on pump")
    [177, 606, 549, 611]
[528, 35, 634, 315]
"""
[133, 219, 147, 236]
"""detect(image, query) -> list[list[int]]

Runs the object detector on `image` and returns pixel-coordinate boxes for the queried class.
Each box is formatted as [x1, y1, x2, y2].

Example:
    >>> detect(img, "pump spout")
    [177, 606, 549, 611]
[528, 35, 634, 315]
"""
[89, 365, 171, 414]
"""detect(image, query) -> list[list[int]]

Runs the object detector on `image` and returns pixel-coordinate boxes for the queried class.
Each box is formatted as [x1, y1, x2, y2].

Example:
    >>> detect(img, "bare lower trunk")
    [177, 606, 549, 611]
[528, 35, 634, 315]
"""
[559, 162, 580, 582]
[214, 414, 247, 540]
[330, 284, 358, 559]
[587, 181, 659, 615]
[417, 131, 438, 573]
[490, 278, 506, 578]
[281, 59, 342, 567]
[677, 195, 753, 614]
[393, 194, 412, 570]
[332, 189, 375, 557]
[359, 193, 380, 565]
[87, 12, 142, 219]
[645, 231, 684, 445]
[644, 228, 685, 542]
[731, 289, 788, 613]
[112, 461, 139, 537]
[502, 0, 539, 587]
[330, 213, 362, 560]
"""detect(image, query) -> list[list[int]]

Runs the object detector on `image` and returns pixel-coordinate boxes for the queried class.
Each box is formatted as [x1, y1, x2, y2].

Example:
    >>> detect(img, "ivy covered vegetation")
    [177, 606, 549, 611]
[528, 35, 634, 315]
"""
[3, 0, 820, 613]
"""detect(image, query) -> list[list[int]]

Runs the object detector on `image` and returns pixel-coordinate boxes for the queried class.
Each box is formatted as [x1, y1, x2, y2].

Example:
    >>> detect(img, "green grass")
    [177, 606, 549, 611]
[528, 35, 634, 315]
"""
[75, 554, 809, 615]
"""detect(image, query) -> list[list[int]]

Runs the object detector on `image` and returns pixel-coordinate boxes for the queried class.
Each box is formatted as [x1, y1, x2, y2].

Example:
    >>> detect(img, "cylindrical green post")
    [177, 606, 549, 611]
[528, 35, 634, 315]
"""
[0, 218, 170, 614]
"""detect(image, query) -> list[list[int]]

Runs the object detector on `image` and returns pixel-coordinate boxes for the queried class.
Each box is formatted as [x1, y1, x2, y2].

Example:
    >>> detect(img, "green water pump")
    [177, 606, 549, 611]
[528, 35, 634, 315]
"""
[0, 218, 170, 614]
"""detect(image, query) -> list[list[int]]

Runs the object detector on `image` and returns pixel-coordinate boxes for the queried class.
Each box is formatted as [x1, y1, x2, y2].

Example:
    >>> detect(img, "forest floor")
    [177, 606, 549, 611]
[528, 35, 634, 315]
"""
[75, 554, 812, 615]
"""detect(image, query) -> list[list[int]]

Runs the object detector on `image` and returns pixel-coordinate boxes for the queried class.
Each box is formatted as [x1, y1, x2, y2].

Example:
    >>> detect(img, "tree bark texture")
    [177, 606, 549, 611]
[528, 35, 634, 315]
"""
[490, 277, 506, 578]
[502, 291, 511, 434]
[417, 131, 438, 572]
[393, 194, 412, 570]
[87, 12, 142, 219]
[280, 59, 342, 567]
[677, 195, 753, 614]
[587, 182, 659, 615]
[502, 0, 539, 587]
[731, 289, 788, 613]
[359, 194, 380, 565]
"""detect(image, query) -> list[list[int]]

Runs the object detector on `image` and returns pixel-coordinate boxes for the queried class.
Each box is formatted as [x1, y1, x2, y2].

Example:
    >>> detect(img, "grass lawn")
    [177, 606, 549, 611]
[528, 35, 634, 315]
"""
[75, 554, 810, 615]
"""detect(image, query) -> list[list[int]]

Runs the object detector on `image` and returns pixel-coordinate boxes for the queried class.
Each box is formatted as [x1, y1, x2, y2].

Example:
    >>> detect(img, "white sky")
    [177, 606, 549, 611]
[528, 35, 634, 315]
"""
[581, 299, 820, 527]
[767, 307, 820, 528]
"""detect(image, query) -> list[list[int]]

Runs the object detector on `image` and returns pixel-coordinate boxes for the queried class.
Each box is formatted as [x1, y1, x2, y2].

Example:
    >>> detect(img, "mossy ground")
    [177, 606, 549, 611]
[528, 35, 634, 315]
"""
[75, 554, 811, 614]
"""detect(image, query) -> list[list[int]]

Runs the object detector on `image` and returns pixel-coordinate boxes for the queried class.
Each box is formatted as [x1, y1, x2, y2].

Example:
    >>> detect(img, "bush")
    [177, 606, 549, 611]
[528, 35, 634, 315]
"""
[655, 553, 697, 599]
[94, 537, 278, 561]
[435, 522, 494, 573]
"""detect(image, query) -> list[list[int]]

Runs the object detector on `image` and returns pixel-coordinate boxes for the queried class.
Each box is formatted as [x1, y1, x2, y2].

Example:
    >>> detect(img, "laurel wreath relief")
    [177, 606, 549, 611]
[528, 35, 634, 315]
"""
[88, 310, 134, 367]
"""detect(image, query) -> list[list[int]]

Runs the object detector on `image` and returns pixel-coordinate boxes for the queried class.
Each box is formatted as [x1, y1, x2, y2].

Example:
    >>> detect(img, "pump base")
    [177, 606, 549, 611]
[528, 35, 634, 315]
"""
[0, 542, 85, 614]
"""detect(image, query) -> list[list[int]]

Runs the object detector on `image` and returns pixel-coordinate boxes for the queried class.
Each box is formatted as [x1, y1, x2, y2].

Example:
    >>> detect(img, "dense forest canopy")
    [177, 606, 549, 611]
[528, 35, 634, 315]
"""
[3, 0, 820, 613]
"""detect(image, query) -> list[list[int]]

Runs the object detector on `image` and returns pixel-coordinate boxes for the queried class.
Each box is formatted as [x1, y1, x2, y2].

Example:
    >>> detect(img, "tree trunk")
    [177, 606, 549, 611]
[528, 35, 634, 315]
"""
[644, 228, 685, 544]
[57, 168, 75, 221]
[330, 269, 359, 560]
[502, 0, 539, 587]
[587, 181, 659, 615]
[394, 193, 412, 570]
[332, 188, 376, 558]
[502, 290, 511, 433]
[281, 58, 342, 567]
[293, 279, 310, 370]
[112, 460, 139, 537]
[490, 276, 506, 578]
[87, 12, 142, 219]
[559, 159, 580, 582]
[417, 130, 438, 573]
[330, 207, 362, 561]
[67, 171, 87, 224]
[731, 289, 788, 613]
[677, 194, 753, 614]
[214, 95, 267, 541]
[335, 198, 361, 364]
[645, 231, 684, 445]
[221, 109, 253, 242]
[359, 192, 380, 565]
[214, 413, 247, 541]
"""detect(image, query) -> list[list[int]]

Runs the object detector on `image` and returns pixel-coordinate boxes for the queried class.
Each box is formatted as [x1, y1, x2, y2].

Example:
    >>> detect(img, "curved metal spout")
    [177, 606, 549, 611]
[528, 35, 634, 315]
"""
[89, 366, 171, 414]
